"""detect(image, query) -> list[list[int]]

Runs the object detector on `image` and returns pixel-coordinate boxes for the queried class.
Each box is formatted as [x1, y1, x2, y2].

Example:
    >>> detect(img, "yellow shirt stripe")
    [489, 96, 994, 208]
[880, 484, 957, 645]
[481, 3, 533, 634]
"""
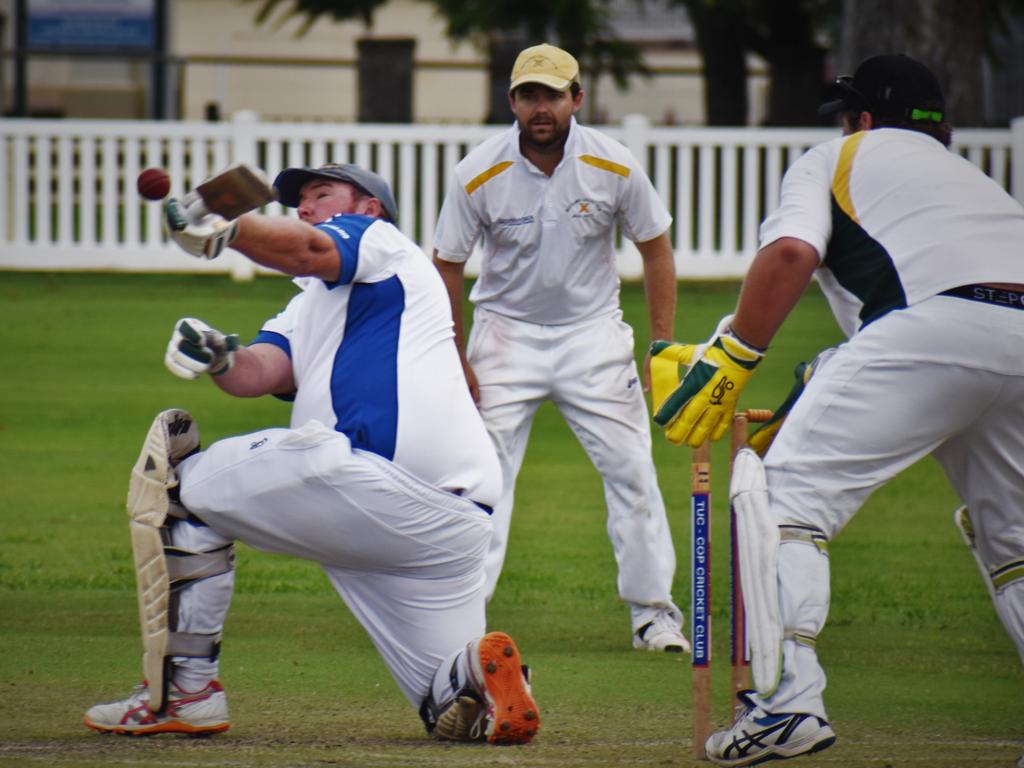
[832, 132, 867, 224]
[465, 161, 514, 195]
[579, 154, 630, 178]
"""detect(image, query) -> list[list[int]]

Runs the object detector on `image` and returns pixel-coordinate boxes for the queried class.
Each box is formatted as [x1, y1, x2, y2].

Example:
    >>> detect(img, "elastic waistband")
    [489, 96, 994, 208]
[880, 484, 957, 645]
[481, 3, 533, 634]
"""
[939, 284, 1024, 310]
[451, 488, 493, 515]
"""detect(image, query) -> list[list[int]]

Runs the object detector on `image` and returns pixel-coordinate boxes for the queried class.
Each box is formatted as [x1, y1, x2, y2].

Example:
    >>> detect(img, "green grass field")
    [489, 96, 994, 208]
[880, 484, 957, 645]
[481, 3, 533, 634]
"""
[0, 272, 1020, 767]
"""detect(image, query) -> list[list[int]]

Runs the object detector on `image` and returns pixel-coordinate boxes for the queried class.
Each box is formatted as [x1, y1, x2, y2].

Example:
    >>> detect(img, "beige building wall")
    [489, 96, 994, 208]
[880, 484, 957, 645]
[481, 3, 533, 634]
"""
[174, 0, 488, 123]
[1, 0, 768, 125]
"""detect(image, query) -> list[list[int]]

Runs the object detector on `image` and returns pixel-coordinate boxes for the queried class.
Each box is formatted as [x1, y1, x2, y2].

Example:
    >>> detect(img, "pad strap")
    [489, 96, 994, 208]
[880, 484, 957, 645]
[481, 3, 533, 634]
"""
[167, 632, 221, 658]
[778, 526, 827, 653]
[166, 545, 235, 585]
[780, 525, 829, 554]
[164, 545, 233, 660]
[992, 558, 1024, 591]
[955, 505, 1024, 590]
[783, 630, 818, 649]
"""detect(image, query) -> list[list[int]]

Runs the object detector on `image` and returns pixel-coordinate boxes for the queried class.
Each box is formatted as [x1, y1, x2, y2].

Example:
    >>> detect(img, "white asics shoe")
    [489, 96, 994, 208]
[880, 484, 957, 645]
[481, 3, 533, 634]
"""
[633, 608, 691, 653]
[466, 632, 540, 744]
[84, 680, 229, 736]
[705, 690, 835, 766]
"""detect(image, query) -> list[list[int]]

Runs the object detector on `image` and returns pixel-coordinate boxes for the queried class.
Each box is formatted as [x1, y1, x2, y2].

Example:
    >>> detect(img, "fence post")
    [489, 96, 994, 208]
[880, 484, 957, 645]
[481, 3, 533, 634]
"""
[1011, 116, 1024, 207]
[618, 114, 651, 279]
[621, 113, 649, 168]
[228, 110, 261, 281]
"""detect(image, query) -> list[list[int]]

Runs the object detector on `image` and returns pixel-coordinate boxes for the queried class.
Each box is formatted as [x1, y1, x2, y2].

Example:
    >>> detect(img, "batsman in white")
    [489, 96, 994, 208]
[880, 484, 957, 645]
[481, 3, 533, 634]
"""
[651, 55, 1024, 766]
[83, 163, 540, 744]
[432, 43, 688, 653]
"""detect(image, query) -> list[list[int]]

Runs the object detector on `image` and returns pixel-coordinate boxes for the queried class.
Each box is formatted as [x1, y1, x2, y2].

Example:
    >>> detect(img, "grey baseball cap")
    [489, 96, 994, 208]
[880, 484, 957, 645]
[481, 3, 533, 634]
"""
[273, 163, 398, 222]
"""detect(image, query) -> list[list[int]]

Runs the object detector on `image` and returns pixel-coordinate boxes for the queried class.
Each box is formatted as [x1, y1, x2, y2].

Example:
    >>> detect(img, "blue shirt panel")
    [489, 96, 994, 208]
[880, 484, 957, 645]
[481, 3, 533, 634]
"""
[249, 330, 295, 402]
[314, 214, 377, 287]
[250, 330, 291, 357]
[330, 276, 404, 459]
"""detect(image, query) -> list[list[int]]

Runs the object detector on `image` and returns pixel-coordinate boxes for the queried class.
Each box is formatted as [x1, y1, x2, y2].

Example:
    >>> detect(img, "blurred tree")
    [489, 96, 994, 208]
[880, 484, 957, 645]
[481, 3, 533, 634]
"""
[246, 0, 1024, 127]
[746, 0, 835, 126]
[680, 0, 748, 125]
[673, 0, 837, 126]
[836, 0, 1013, 126]
[245, 0, 648, 123]
[249, 0, 387, 30]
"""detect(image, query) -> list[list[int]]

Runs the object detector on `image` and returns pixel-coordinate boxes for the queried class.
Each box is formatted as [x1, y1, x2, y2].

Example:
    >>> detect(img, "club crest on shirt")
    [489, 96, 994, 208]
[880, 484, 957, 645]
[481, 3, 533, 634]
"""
[566, 198, 605, 219]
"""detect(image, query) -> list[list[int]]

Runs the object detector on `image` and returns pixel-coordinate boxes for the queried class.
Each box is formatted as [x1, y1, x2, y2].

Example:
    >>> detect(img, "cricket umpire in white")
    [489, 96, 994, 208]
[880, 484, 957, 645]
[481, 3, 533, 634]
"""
[433, 43, 688, 653]
[83, 163, 539, 745]
[651, 54, 1024, 765]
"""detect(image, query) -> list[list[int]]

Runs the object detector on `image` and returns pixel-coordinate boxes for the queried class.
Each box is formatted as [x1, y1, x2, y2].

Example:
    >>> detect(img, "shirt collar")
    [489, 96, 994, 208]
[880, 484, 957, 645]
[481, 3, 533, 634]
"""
[510, 116, 579, 172]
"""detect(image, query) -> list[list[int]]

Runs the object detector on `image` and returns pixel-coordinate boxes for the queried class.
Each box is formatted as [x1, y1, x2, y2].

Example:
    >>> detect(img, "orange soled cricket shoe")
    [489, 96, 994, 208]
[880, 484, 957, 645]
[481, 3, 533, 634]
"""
[468, 631, 540, 744]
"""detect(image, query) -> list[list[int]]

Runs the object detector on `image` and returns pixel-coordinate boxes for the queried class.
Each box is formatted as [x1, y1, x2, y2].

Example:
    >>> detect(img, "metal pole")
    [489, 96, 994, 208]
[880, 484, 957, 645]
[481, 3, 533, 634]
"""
[13, 0, 27, 116]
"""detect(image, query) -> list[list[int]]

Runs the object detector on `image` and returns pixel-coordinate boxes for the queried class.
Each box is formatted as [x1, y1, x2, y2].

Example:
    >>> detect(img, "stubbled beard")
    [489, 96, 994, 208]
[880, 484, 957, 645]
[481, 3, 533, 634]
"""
[521, 120, 568, 150]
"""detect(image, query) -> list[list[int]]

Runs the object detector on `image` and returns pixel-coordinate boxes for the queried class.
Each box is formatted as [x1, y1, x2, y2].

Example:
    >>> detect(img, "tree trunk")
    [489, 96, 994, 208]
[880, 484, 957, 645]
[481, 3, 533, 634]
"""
[486, 32, 529, 125]
[837, 0, 995, 126]
[687, 2, 749, 125]
[765, 48, 827, 126]
[751, 0, 829, 126]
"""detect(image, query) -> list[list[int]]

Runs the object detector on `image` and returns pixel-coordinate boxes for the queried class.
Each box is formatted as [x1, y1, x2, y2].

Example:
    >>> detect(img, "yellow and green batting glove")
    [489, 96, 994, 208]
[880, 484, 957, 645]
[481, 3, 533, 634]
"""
[652, 319, 764, 447]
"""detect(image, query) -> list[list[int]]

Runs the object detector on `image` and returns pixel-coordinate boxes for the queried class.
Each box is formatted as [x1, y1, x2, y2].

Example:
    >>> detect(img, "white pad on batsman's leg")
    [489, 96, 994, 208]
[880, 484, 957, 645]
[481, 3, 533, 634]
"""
[127, 410, 230, 713]
[128, 410, 196, 711]
[955, 506, 1024, 664]
[730, 447, 783, 696]
[953, 506, 998, 603]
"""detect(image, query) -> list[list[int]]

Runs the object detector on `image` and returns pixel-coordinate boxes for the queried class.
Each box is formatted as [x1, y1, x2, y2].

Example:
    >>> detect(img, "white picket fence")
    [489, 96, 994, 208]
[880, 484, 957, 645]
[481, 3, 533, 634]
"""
[1, 111, 1022, 279]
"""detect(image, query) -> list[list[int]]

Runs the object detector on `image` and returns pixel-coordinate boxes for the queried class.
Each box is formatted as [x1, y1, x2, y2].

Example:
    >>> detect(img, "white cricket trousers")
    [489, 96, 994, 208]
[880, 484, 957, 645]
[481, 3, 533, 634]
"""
[757, 295, 1024, 718]
[172, 420, 491, 707]
[467, 307, 679, 622]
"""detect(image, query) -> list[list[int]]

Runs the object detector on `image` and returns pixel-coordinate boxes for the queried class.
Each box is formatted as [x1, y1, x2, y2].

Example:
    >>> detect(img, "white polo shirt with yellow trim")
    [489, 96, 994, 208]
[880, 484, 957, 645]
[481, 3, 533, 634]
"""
[760, 128, 1024, 337]
[433, 118, 672, 325]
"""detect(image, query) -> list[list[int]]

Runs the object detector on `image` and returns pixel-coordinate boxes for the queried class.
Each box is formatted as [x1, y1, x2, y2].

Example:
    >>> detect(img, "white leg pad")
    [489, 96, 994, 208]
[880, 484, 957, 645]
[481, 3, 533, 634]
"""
[126, 410, 204, 712]
[731, 448, 783, 696]
[994, 581, 1024, 665]
[955, 506, 1024, 664]
[130, 519, 171, 705]
[954, 506, 998, 602]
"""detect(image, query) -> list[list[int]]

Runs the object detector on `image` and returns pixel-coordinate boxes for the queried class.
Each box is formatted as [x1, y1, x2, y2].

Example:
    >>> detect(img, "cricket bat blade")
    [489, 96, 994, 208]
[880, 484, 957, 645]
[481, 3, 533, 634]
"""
[196, 164, 277, 220]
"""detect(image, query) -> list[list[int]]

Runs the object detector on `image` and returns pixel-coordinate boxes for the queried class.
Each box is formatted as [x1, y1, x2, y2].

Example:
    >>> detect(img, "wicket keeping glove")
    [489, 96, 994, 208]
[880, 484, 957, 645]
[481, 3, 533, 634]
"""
[163, 193, 239, 260]
[649, 340, 702, 415]
[747, 346, 837, 456]
[165, 317, 239, 379]
[652, 315, 764, 447]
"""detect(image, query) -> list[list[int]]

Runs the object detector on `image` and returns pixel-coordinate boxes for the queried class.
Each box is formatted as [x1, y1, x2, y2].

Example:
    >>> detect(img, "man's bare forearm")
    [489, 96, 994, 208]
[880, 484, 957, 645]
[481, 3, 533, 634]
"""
[637, 232, 677, 340]
[231, 214, 341, 282]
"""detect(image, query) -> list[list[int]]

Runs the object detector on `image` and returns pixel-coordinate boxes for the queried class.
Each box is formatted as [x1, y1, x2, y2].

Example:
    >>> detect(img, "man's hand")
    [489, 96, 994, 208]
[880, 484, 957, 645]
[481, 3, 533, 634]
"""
[165, 318, 239, 379]
[163, 194, 239, 260]
[652, 316, 764, 447]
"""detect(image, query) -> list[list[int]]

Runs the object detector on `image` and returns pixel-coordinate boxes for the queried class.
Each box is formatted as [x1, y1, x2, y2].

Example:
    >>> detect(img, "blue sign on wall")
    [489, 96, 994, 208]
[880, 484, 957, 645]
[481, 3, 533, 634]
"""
[27, 0, 156, 51]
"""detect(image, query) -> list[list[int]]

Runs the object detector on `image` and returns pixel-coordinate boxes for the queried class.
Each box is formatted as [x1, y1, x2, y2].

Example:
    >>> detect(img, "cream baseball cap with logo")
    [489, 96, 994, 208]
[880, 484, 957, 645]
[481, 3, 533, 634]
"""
[509, 43, 581, 93]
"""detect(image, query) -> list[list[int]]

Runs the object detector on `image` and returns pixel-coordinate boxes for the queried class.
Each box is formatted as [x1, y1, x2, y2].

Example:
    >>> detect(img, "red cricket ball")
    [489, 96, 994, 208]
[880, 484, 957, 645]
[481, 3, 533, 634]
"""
[137, 167, 171, 201]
